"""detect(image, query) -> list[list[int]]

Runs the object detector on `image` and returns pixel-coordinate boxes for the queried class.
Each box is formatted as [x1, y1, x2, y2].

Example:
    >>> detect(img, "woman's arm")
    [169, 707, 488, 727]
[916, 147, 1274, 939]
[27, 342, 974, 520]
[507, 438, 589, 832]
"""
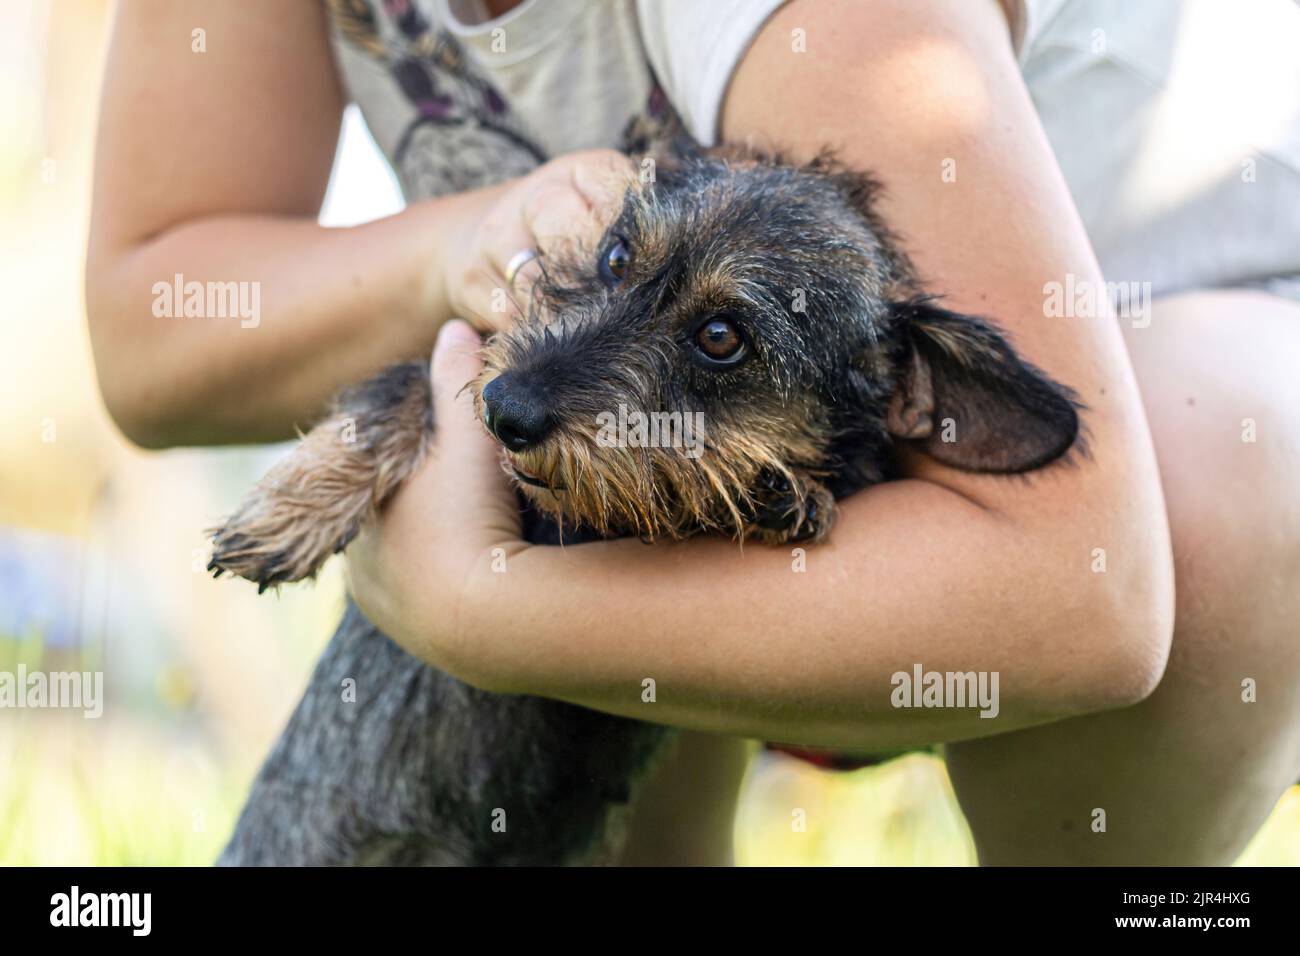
[352, 0, 1176, 749]
[86, 1, 626, 448]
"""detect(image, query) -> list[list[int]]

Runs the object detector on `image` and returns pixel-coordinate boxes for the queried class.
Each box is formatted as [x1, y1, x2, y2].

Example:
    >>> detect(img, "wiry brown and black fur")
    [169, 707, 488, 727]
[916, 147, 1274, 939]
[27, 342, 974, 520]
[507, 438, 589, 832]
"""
[211, 144, 1083, 866]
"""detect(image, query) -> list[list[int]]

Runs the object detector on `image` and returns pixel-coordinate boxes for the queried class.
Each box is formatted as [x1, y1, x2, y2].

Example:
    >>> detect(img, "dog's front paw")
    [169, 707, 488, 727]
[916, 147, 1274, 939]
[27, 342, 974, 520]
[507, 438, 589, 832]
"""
[207, 364, 433, 594]
[207, 423, 371, 593]
[743, 472, 836, 546]
[208, 494, 355, 593]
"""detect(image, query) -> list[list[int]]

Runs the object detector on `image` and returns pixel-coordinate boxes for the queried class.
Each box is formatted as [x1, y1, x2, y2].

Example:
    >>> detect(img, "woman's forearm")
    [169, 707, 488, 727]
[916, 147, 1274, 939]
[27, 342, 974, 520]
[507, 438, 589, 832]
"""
[353, 327, 1171, 752]
[449, 468, 1168, 751]
[85, 0, 529, 448]
[86, 186, 501, 447]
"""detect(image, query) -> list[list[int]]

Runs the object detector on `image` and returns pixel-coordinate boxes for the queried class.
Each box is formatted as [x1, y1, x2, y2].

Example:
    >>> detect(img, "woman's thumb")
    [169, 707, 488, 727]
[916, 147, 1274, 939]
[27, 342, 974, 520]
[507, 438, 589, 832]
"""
[430, 319, 485, 433]
[428, 319, 520, 539]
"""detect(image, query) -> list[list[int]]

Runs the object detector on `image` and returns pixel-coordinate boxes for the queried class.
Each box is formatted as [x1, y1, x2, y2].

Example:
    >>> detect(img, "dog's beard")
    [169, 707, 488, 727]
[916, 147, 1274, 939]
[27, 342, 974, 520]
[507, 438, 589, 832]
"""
[501, 425, 818, 541]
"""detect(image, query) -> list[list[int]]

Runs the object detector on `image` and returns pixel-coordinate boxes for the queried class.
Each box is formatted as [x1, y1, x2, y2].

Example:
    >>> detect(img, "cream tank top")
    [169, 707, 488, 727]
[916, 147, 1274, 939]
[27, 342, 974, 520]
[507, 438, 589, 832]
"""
[324, 0, 1300, 305]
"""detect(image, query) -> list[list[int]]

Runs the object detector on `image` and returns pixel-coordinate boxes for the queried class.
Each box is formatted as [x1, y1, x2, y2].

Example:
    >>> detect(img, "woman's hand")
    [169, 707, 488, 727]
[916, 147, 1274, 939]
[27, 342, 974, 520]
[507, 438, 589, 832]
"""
[440, 150, 635, 333]
[345, 320, 523, 679]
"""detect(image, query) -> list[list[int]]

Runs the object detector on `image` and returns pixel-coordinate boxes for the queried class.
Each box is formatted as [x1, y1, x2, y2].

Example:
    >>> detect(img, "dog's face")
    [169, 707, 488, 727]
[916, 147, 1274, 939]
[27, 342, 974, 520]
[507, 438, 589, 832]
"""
[474, 149, 1081, 542]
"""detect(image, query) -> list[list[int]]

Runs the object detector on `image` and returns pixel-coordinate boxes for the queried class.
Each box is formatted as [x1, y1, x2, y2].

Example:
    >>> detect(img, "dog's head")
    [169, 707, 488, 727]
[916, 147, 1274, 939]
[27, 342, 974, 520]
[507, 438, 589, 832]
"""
[473, 148, 1081, 541]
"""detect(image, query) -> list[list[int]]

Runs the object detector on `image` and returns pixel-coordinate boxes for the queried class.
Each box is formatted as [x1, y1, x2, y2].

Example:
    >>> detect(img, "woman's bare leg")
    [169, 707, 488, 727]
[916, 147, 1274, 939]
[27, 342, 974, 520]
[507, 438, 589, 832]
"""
[615, 731, 751, 865]
[946, 290, 1300, 864]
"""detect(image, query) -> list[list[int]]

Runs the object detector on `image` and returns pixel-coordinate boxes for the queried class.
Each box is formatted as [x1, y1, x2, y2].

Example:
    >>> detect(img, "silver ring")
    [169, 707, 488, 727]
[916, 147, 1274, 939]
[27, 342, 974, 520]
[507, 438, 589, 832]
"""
[504, 248, 538, 289]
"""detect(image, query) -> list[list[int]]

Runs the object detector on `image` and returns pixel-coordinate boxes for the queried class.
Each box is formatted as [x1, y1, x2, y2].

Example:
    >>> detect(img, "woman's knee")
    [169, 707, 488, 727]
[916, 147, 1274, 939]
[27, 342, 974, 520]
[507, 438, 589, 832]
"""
[1124, 291, 1300, 611]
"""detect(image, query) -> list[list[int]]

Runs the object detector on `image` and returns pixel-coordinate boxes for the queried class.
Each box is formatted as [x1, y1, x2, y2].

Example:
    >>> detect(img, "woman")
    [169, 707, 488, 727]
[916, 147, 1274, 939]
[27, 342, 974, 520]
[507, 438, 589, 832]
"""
[86, 0, 1300, 864]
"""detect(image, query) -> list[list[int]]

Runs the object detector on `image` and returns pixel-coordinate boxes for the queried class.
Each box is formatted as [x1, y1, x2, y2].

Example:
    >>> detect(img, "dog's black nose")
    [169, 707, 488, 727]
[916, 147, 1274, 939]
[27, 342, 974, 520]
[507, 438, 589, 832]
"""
[481, 374, 555, 452]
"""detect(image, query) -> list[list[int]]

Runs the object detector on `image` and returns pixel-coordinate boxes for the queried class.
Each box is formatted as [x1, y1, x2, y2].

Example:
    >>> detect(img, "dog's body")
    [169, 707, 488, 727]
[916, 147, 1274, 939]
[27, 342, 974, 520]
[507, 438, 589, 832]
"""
[220, 598, 670, 865]
[212, 144, 1082, 865]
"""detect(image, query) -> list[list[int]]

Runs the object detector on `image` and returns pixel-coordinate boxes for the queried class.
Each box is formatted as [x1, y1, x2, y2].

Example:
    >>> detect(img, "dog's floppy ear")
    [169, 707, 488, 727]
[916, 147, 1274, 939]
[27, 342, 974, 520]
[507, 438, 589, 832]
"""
[885, 296, 1082, 473]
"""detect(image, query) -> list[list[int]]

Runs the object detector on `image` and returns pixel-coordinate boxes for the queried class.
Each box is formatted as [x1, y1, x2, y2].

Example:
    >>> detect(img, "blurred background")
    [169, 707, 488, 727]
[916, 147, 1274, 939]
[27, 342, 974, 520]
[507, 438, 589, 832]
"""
[2, 0, 1297, 866]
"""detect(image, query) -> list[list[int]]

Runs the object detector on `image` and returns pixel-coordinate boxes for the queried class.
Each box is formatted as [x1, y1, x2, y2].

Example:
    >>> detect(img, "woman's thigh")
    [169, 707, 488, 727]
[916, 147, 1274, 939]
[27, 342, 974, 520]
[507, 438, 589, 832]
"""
[945, 290, 1300, 865]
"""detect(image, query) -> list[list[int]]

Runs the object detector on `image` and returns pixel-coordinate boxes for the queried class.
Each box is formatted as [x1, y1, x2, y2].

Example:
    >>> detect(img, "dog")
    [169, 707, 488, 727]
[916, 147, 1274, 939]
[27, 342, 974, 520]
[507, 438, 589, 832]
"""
[209, 143, 1083, 865]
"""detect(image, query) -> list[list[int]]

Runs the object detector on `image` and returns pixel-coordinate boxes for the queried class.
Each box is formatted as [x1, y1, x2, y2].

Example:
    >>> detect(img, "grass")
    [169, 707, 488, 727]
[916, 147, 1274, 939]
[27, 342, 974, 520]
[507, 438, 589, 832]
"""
[4, 713, 1297, 866]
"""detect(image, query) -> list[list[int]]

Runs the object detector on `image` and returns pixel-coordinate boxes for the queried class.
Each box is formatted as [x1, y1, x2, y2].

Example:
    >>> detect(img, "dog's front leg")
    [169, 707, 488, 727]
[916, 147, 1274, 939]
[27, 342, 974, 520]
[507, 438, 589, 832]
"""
[208, 361, 433, 590]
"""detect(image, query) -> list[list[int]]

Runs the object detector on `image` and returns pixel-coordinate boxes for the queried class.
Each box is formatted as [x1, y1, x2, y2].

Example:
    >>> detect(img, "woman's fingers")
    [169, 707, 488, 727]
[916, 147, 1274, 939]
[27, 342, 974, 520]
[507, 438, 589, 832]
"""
[495, 245, 543, 317]
[445, 151, 636, 333]
[490, 179, 592, 310]
[504, 153, 636, 308]
[457, 235, 531, 333]
[524, 181, 597, 245]
[527, 154, 633, 250]
[569, 150, 637, 215]
[465, 280, 524, 334]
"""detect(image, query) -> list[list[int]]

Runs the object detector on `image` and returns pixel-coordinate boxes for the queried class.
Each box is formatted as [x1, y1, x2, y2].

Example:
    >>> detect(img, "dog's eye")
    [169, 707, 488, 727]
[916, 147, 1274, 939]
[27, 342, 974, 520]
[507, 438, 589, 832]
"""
[599, 237, 631, 284]
[693, 317, 747, 367]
